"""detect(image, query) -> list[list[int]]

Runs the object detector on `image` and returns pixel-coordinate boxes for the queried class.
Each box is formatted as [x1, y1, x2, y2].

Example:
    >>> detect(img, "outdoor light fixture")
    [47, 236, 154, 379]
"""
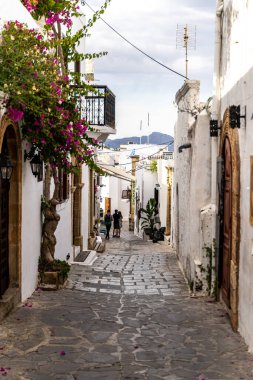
[210, 120, 220, 137]
[178, 143, 191, 153]
[0, 154, 14, 181]
[229, 105, 246, 129]
[24, 150, 43, 178]
[30, 154, 42, 177]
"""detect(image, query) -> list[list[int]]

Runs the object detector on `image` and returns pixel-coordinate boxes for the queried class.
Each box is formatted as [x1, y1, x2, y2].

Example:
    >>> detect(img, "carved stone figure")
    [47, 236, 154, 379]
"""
[40, 165, 61, 263]
[41, 198, 60, 262]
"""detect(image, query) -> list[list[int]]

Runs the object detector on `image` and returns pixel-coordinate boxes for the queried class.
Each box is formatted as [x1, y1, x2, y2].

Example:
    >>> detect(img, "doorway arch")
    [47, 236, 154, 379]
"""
[219, 109, 240, 330]
[0, 116, 22, 303]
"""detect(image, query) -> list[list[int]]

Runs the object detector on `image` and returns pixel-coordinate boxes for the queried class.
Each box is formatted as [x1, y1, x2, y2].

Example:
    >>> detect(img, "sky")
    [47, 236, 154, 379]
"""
[81, 0, 216, 139]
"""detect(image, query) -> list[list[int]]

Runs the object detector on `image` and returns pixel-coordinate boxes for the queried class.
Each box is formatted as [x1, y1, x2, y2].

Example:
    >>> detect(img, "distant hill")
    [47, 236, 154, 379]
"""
[105, 132, 174, 150]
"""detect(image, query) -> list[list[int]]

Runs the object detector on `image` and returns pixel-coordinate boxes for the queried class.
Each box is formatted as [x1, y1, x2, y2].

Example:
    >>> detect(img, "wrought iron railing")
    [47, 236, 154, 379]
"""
[82, 86, 115, 129]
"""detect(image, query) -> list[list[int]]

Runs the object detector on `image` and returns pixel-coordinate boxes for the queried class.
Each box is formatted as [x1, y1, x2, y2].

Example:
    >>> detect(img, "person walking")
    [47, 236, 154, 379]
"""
[118, 211, 123, 237]
[113, 209, 120, 237]
[104, 209, 112, 239]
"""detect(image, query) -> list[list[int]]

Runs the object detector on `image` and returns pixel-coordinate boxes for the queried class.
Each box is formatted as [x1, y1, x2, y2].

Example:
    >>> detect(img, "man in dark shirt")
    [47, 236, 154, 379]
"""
[113, 209, 120, 237]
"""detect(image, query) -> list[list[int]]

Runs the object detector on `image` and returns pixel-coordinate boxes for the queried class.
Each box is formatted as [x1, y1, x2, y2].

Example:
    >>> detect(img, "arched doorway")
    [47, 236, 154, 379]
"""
[221, 137, 232, 306]
[218, 109, 240, 330]
[0, 135, 11, 296]
[0, 118, 21, 304]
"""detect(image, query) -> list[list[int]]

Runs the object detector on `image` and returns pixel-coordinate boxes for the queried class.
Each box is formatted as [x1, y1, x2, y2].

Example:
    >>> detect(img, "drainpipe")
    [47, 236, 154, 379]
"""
[211, 0, 223, 292]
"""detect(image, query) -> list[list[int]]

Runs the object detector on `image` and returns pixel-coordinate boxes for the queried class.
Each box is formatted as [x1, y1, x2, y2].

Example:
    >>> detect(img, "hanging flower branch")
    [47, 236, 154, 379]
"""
[0, 0, 111, 263]
[0, 0, 111, 172]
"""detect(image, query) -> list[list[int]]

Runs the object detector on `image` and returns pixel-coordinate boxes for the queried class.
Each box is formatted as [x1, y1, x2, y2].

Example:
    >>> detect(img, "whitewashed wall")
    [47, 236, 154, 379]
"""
[82, 165, 90, 251]
[217, 0, 253, 352]
[55, 199, 73, 262]
[172, 80, 212, 287]
[172, 81, 199, 279]
[142, 169, 157, 209]
[1, 0, 92, 300]
[21, 157, 43, 301]
[1, 1, 43, 301]
[1, 0, 39, 27]
[110, 175, 121, 214]
[157, 159, 168, 228]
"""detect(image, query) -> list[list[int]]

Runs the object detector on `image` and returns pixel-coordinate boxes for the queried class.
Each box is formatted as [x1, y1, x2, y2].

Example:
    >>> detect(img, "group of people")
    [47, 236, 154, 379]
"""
[104, 209, 122, 239]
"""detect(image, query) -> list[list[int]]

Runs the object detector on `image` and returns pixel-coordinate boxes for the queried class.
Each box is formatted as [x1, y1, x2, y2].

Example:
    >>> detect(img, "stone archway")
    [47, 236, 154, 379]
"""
[0, 116, 22, 310]
[219, 109, 240, 330]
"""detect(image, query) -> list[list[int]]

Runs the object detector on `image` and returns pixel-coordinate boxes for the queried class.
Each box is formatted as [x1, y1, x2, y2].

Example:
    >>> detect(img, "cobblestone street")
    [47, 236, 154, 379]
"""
[0, 229, 253, 380]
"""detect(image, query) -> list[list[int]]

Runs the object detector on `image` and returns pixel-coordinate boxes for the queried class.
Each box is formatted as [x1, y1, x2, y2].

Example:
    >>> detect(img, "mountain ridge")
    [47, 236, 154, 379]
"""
[105, 132, 174, 149]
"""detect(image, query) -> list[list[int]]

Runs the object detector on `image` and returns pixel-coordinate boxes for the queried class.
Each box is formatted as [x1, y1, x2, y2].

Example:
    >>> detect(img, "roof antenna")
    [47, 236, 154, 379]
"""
[176, 24, 196, 80]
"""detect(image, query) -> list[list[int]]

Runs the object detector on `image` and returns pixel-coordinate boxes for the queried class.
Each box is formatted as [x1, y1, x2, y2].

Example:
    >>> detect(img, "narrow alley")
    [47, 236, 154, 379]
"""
[0, 229, 252, 380]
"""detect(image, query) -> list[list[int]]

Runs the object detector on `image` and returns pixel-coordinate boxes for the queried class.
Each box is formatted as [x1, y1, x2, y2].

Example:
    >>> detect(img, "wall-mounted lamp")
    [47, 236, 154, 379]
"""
[30, 154, 43, 177]
[0, 154, 14, 181]
[24, 150, 43, 178]
[229, 105, 246, 129]
[155, 183, 160, 189]
[210, 120, 220, 137]
[178, 143, 191, 153]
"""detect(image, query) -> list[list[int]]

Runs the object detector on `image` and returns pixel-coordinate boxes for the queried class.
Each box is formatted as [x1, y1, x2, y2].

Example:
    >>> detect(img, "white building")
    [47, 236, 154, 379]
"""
[0, 0, 115, 319]
[172, 0, 253, 354]
[212, 0, 253, 352]
[172, 80, 213, 294]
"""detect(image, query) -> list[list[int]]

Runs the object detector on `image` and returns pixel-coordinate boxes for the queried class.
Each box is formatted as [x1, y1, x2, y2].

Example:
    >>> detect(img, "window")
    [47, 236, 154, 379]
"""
[58, 168, 69, 202]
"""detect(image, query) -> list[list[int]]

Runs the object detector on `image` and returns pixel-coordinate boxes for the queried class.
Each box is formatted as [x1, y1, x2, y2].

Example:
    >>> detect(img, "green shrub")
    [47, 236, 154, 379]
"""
[38, 257, 70, 279]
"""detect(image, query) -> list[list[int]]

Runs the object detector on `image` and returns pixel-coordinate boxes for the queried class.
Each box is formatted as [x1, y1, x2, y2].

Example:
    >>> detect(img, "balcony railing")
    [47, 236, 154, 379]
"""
[82, 86, 115, 129]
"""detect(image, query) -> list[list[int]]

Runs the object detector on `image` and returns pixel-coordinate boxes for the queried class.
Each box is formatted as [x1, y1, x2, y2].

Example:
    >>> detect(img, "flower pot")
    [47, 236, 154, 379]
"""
[39, 271, 66, 290]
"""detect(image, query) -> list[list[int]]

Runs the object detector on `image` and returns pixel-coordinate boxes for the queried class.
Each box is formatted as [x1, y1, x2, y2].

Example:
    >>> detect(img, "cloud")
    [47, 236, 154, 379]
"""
[82, 0, 216, 137]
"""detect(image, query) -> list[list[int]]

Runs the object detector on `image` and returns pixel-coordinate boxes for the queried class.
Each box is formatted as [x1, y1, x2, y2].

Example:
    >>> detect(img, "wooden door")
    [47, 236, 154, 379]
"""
[222, 138, 232, 307]
[105, 197, 111, 213]
[0, 180, 10, 298]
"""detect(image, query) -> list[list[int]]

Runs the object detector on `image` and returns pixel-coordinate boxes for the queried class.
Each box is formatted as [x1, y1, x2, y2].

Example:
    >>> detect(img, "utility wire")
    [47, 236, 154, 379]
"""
[82, 1, 188, 80]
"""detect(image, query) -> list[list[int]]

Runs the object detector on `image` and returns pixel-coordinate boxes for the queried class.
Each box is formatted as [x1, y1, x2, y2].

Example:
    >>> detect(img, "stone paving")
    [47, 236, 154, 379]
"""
[67, 236, 187, 297]
[0, 228, 252, 379]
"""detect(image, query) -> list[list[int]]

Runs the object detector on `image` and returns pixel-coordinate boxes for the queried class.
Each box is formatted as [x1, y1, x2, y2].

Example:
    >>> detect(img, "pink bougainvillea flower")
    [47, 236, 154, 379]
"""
[7, 108, 24, 123]
[22, 0, 37, 13]
[22, 302, 32, 308]
[198, 376, 205, 380]
[60, 351, 66, 356]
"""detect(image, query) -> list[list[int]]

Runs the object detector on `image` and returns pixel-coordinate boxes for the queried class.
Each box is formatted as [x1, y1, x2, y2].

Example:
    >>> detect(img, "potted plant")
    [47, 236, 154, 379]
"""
[140, 198, 157, 239]
[38, 257, 70, 289]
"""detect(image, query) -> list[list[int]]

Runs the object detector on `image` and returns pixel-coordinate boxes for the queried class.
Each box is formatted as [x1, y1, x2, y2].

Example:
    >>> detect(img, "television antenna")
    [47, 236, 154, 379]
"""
[176, 24, 196, 79]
